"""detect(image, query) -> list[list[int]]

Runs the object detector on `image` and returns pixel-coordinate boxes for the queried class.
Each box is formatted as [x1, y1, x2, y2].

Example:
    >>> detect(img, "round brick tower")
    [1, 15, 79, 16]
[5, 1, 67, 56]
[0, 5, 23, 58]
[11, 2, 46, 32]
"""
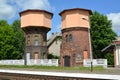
[59, 8, 92, 67]
[20, 10, 53, 60]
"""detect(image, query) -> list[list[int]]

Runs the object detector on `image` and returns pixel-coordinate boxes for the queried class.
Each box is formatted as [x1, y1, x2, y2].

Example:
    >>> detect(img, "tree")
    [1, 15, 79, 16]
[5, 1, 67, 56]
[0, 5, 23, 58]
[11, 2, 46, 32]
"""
[90, 11, 117, 59]
[11, 20, 25, 59]
[47, 53, 59, 59]
[104, 52, 114, 66]
[0, 20, 24, 59]
[0, 20, 9, 27]
[0, 20, 20, 59]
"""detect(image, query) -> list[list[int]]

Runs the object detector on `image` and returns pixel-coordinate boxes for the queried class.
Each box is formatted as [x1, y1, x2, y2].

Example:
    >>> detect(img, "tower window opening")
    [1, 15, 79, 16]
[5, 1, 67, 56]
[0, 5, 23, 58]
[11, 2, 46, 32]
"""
[66, 35, 69, 42]
[34, 35, 39, 46]
[34, 39, 39, 46]
[69, 34, 73, 42]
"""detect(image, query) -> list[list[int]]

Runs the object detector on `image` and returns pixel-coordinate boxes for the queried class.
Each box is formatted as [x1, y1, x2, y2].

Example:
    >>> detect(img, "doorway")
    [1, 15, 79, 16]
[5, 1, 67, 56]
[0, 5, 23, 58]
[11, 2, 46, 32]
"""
[64, 56, 70, 67]
[83, 50, 88, 59]
[34, 52, 39, 60]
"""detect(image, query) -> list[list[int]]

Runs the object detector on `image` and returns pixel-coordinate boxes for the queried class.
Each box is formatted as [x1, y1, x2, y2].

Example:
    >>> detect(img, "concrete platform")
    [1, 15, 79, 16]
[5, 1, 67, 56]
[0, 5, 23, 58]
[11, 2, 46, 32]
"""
[0, 69, 120, 80]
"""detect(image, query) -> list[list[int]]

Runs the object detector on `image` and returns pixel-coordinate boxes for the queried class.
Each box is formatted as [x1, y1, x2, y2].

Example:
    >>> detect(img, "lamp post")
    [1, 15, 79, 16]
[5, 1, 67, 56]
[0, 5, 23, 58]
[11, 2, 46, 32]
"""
[82, 17, 93, 72]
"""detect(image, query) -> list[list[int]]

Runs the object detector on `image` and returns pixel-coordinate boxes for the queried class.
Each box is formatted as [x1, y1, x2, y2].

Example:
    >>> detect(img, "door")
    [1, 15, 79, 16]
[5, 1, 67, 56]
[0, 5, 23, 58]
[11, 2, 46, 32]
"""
[34, 52, 39, 60]
[26, 53, 30, 61]
[83, 50, 88, 59]
[64, 56, 70, 67]
[26, 53, 30, 65]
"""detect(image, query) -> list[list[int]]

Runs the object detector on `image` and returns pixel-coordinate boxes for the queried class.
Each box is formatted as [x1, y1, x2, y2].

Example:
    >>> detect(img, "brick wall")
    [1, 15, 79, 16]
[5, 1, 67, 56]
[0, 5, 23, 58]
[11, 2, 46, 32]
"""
[60, 27, 90, 67]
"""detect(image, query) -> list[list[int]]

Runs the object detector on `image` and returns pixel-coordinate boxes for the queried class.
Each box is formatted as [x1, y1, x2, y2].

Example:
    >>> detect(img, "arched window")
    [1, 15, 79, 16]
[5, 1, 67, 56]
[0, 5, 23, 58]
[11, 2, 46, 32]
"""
[34, 35, 39, 46]
[65, 35, 69, 42]
[69, 34, 73, 42]
[34, 40, 39, 46]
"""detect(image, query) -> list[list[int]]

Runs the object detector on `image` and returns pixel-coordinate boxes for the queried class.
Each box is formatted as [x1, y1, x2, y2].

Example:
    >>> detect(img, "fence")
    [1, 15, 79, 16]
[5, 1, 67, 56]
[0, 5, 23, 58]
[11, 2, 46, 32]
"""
[0, 59, 107, 67]
[0, 59, 58, 66]
[27, 59, 58, 66]
[83, 59, 107, 68]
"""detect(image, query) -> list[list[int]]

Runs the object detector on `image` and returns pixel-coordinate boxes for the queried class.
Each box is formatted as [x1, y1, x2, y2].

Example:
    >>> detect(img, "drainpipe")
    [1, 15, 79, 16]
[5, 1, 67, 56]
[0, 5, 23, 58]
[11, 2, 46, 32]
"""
[82, 17, 93, 72]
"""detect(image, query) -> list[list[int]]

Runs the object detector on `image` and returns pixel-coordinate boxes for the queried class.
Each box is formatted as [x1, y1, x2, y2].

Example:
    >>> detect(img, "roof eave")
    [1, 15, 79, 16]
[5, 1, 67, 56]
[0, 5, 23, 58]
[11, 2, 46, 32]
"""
[19, 9, 53, 18]
[59, 8, 92, 16]
[101, 44, 115, 52]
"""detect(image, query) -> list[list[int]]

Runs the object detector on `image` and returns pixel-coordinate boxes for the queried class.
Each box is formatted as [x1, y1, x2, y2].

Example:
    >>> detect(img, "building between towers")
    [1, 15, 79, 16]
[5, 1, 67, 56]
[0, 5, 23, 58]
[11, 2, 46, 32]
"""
[59, 8, 92, 67]
[19, 10, 53, 60]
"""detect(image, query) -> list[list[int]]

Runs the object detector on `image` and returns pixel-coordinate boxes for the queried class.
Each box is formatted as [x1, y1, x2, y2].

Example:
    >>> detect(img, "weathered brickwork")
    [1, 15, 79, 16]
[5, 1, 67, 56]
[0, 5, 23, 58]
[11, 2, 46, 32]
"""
[20, 10, 53, 60]
[23, 27, 49, 59]
[60, 27, 90, 67]
[59, 8, 92, 67]
[0, 72, 102, 80]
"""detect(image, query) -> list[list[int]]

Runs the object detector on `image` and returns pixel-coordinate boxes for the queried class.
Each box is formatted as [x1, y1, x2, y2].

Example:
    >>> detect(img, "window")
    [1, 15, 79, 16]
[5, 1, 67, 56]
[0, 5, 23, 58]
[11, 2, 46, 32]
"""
[65, 35, 69, 42]
[65, 34, 73, 42]
[34, 35, 39, 46]
[69, 34, 73, 42]
[34, 40, 39, 46]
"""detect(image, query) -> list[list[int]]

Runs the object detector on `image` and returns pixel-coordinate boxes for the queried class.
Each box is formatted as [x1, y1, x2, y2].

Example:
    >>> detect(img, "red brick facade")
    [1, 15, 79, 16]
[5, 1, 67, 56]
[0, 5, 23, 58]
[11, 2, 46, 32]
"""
[60, 27, 90, 67]
[59, 8, 92, 67]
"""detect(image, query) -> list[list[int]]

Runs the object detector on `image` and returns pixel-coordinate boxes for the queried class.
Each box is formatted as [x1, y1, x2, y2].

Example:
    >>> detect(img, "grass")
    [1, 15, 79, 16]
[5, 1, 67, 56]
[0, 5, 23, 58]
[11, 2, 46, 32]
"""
[0, 65, 120, 75]
[0, 65, 104, 71]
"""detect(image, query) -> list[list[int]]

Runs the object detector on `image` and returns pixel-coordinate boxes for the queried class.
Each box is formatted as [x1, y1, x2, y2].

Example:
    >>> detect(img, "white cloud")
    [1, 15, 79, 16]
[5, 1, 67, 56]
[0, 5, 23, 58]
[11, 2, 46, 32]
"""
[0, 0, 53, 20]
[0, 0, 16, 20]
[57, 24, 62, 29]
[107, 13, 120, 35]
[14, 0, 52, 11]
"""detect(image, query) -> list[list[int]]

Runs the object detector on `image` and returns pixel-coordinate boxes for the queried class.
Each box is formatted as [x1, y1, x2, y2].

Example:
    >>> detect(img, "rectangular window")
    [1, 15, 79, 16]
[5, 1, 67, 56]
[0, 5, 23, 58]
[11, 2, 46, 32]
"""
[34, 35, 39, 46]
[34, 40, 39, 46]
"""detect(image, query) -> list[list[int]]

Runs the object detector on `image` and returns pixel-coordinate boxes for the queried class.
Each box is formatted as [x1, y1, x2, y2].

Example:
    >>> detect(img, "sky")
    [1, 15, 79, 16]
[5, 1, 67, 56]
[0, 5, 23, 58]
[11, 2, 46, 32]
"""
[0, 0, 120, 36]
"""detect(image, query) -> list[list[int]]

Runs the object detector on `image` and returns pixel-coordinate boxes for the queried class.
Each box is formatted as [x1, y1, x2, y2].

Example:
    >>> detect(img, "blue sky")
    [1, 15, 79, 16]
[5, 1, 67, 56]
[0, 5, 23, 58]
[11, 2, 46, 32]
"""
[0, 0, 120, 36]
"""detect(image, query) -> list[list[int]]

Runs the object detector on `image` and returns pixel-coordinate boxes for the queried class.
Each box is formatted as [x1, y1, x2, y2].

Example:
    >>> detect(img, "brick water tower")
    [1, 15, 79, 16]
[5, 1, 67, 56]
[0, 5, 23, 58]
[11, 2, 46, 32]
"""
[20, 10, 53, 60]
[59, 8, 92, 67]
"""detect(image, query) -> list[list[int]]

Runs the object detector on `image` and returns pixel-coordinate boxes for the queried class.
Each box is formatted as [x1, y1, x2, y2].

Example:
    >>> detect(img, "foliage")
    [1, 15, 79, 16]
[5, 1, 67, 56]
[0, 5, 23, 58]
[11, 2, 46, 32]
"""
[104, 52, 114, 66]
[57, 36, 62, 41]
[0, 20, 9, 27]
[0, 20, 24, 59]
[0, 20, 17, 59]
[47, 53, 59, 59]
[90, 11, 117, 59]
[11, 20, 25, 58]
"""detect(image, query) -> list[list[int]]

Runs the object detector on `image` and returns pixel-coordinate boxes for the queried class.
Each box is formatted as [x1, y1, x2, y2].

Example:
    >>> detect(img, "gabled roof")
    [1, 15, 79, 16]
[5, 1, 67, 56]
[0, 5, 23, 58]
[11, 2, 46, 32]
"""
[47, 33, 62, 47]
[101, 41, 120, 52]
[101, 44, 115, 52]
